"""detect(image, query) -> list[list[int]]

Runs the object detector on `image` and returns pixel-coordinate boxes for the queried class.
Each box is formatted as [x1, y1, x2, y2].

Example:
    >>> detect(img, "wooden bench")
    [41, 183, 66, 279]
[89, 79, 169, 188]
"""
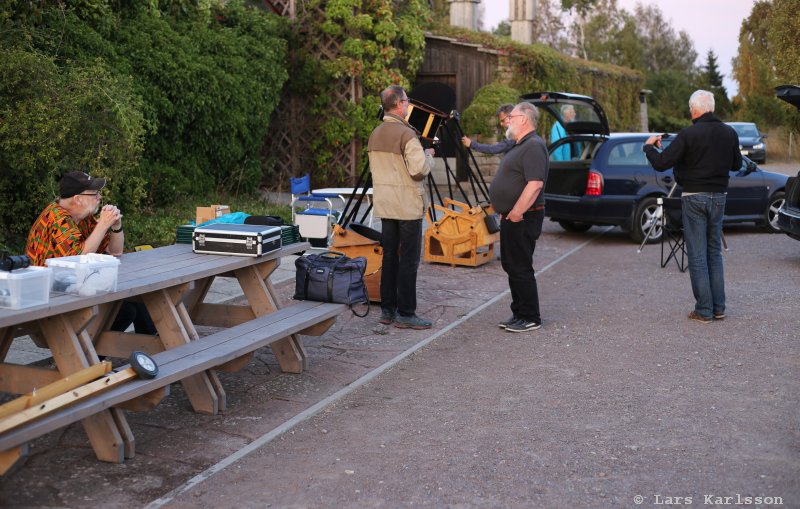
[0, 300, 345, 470]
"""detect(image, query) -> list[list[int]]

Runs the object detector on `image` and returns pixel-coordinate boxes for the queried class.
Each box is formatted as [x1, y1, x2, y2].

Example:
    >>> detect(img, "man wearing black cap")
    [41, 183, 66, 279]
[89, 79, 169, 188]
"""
[25, 171, 156, 334]
[26, 171, 123, 266]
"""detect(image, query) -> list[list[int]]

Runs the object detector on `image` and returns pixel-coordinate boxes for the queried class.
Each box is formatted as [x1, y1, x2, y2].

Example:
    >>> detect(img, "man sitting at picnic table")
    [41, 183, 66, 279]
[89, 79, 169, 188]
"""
[25, 171, 156, 334]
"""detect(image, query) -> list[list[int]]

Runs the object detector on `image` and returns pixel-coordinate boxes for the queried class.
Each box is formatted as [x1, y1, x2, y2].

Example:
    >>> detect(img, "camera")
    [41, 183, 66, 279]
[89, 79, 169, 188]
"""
[0, 251, 31, 272]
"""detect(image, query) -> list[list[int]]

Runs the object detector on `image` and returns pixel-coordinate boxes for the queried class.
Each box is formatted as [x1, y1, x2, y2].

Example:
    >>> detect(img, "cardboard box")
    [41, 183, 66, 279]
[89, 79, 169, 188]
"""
[196, 204, 231, 225]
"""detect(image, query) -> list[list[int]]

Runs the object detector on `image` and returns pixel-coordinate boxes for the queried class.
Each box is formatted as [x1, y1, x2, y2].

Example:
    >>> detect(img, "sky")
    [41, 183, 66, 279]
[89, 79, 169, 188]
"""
[481, 0, 758, 98]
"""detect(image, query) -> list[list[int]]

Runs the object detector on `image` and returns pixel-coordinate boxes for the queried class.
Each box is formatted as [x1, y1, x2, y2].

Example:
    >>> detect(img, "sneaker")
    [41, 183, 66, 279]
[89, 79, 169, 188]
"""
[688, 311, 712, 324]
[497, 315, 519, 329]
[505, 319, 542, 333]
[393, 314, 433, 330]
[379, 309, 395, 325]
[713, 312, 725, 320]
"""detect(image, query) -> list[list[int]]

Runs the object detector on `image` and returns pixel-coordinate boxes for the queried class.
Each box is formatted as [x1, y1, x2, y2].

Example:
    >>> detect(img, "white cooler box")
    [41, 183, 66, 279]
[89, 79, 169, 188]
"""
[193, 224, 282, 257]
[0, 266, 52, 309]
[46, 253, 120, 296]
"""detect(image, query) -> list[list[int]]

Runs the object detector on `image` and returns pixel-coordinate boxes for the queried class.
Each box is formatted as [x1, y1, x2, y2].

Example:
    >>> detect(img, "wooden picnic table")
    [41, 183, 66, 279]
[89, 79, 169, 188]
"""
[0, 242, 311, 467]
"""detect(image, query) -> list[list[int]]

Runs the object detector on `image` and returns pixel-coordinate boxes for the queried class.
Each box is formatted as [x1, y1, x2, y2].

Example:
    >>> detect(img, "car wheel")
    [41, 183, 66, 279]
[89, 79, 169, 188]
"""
[629, 197, 663, 244]
[557, 220, 593, 233]
[763, 191, 785, 233]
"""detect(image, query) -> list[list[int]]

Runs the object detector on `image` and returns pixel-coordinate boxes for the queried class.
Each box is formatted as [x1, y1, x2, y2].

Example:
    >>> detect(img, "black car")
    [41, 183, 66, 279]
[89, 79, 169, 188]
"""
[726, 122, 767, 164]
[521, 92, 789, 243]
[775, 85, 800, 241]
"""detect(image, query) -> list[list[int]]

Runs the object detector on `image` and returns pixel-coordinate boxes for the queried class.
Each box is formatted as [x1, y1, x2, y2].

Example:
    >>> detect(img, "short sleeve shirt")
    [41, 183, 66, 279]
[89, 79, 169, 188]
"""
[488, 132, 549, 215]
[25, 202, 110, 266]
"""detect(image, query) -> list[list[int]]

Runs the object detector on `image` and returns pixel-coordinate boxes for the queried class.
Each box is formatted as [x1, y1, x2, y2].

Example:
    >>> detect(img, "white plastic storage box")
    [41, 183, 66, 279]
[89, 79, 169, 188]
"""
[45, 253, 120, 296]
[0, 266, 52, 309]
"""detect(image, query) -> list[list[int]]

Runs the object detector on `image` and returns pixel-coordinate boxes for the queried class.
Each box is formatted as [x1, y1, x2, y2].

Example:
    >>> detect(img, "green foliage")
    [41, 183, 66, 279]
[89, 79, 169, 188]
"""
[0, 1, 290, 247]
[462, 83, 520, 138]
[125, 192, 291, 249]
[285, 0, 430, 181]
[0, 45, 146, 247]
[700, 50, 733, 118]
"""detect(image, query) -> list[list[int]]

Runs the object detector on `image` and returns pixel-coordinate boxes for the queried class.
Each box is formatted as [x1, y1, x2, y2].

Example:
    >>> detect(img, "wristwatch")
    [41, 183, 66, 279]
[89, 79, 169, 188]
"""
[111, 225, 123, 233]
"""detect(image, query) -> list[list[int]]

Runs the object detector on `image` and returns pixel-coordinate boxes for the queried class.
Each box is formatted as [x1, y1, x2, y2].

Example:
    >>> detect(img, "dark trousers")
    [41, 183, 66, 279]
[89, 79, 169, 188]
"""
[499, 210, 544, 322]
[111, 301, 157, 335]
[380, 218, 422, 317]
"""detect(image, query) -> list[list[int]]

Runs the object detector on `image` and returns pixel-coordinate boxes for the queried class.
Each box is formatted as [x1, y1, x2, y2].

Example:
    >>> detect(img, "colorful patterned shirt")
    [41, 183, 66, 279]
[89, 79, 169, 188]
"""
[25, 201, 110, 266]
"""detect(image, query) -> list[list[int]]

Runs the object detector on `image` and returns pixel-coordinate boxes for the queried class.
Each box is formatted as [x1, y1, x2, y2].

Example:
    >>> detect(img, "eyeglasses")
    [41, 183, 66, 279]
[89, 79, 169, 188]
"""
[399, 98, 409, 103]
[508, 114, 526, 120]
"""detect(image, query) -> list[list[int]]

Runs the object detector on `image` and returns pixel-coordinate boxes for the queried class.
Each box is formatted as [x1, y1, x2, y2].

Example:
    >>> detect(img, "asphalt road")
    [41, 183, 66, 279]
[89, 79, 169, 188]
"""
[1, 162, 797, 508]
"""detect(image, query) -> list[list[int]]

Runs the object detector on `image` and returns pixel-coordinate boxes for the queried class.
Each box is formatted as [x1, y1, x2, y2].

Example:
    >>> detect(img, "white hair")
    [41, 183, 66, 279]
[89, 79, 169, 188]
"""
[516, 102, 539, 129]
[689, 90, 715, 114]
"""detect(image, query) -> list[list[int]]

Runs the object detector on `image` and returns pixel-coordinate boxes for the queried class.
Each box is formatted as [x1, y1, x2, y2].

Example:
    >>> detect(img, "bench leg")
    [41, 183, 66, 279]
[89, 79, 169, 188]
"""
[142, 289, 221, 415]
[235, 265, 307, 373]
[0, 444, 28, 476]
[38, 313, 128, 463]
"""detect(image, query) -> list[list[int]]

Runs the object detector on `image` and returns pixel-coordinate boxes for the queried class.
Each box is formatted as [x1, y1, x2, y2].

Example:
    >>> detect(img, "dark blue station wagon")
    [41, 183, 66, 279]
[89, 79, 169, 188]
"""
[522, 92, 789, 243]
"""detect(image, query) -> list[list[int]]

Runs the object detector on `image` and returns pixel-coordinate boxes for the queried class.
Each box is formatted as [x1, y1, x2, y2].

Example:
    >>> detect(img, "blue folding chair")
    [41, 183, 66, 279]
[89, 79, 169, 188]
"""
[290, 174, 340, 246]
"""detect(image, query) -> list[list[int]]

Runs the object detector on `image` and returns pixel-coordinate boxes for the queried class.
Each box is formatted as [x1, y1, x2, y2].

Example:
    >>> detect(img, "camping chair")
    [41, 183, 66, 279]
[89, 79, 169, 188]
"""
[290, 174, 340, 247]
[660, 196, 687, 272]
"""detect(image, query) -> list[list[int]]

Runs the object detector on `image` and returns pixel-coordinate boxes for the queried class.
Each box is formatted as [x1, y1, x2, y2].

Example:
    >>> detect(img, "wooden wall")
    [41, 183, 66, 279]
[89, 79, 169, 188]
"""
[415, 35, 501, 114]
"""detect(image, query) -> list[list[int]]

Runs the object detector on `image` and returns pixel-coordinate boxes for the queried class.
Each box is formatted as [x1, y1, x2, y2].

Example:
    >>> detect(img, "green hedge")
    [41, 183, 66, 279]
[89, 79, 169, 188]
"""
[0, 1, 289, 250]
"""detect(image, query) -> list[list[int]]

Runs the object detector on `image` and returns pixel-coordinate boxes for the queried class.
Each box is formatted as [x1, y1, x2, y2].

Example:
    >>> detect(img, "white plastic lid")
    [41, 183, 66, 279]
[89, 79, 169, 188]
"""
[0, 266, 51, 279]
[45, 253, 120, 268]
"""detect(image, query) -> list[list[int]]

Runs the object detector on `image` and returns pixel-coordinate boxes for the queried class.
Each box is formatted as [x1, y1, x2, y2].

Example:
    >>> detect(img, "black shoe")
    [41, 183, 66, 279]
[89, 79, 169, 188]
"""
[505, 319, 542, 333]
[497, 315, 518, 329]
[379, 309, 395, 325]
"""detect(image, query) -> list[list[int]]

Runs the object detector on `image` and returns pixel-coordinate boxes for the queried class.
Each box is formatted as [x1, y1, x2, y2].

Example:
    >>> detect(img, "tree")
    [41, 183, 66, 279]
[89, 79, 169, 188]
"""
[702, 50, 733, 118]
[493, 20, 510, 37]
[532, 0, 569, 53]
[732, 1, 774, 99]
[561, 0, 599, 60]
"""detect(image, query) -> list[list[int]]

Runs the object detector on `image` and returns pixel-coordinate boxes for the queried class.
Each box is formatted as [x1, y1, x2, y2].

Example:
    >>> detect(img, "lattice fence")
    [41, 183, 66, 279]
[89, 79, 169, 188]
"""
[263, 0, 363, 190]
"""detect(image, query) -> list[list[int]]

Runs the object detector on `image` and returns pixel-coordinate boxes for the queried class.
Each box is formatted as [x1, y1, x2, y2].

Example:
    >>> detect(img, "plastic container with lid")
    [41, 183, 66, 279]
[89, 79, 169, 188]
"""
[45, 253, 120, 296]
[0, 266, 52, 309]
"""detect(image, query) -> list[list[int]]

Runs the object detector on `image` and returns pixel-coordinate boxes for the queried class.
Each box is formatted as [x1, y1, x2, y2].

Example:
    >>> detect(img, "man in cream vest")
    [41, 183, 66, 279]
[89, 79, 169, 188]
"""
[368, 85, 435, 329]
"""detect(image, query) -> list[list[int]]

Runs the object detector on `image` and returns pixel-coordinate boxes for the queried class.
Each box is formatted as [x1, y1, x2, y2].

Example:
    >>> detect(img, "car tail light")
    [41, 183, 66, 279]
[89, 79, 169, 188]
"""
[586, 171, 603, 196]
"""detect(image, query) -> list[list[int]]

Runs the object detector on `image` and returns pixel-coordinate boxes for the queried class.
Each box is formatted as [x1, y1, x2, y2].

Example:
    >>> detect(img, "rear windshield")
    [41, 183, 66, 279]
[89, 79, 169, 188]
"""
[606, 140, 672, 166]
[730, 124, 759, 137]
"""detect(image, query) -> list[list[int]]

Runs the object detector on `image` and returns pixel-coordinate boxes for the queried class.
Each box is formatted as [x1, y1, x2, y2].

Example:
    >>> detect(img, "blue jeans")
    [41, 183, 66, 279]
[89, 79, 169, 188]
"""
[681, 193, 726, 318]
[380, 218, 422, 317]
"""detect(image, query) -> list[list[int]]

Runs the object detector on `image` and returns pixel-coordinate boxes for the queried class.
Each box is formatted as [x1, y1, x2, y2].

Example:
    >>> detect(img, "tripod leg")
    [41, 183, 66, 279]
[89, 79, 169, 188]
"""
[637, 204, 663, 253]
[721, 231, 728, 251]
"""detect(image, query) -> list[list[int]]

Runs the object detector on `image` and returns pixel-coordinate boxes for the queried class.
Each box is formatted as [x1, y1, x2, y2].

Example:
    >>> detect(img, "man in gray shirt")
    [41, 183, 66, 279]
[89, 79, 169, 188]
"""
[488, 102, 549, 333]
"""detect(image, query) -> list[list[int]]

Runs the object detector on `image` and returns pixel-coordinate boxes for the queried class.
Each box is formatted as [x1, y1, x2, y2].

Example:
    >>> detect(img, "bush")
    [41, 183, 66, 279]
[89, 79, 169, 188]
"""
[461, 83, 521, 139]
[0, 45, 146, 249]
[0, 1, 290, 249]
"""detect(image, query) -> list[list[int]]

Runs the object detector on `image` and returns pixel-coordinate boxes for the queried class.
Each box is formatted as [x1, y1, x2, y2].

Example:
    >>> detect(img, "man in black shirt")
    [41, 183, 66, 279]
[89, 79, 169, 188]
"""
[488, 102, 549, 333]
[643, 90, 742, 323]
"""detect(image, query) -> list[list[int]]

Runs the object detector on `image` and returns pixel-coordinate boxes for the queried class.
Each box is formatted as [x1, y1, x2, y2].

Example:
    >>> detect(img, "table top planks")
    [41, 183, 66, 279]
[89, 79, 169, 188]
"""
[0, 242, 309, 329]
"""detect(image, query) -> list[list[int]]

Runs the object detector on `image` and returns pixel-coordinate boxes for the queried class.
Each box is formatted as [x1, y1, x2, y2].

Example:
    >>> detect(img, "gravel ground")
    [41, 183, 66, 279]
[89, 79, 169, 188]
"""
[2, 211, 796, 508]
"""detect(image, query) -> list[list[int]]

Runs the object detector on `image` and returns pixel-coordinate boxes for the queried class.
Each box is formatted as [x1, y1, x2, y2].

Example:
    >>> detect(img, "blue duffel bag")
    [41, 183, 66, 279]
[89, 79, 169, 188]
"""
[294, 251, 368, 316]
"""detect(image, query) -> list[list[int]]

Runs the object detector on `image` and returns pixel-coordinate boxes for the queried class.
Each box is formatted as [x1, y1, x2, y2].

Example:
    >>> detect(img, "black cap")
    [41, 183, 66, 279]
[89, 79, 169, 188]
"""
[59, 171, 106, 199]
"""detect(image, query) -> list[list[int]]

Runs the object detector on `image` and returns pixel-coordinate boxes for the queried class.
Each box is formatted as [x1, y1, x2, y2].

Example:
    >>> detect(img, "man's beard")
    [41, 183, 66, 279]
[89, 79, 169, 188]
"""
[505, 125, 516, 141]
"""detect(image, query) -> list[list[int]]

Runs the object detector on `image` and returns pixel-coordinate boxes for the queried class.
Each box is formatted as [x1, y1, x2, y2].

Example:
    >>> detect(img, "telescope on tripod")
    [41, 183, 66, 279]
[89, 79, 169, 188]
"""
[331, 82, 503, 301]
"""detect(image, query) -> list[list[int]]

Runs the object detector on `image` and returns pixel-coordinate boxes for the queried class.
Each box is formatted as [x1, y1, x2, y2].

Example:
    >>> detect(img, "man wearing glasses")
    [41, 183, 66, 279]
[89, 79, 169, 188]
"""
[489, 102, 549, 333]
[26, 171, 123, 266]
[368, 85, 435, 329]
[25, 171, 155, 334]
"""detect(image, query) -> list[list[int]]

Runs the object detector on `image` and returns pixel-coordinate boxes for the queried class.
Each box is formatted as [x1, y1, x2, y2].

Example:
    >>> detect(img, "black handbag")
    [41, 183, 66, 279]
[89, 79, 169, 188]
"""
[294, 251, 369, 316]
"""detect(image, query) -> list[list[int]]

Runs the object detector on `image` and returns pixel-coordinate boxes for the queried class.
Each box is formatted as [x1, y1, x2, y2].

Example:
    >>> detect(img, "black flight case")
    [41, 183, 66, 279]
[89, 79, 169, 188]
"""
[192, 224, 282, 257]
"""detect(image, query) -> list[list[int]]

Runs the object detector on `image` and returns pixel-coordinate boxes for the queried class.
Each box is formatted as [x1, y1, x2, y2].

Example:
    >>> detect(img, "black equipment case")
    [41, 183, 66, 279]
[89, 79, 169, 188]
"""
[192, 224, 282, 257]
